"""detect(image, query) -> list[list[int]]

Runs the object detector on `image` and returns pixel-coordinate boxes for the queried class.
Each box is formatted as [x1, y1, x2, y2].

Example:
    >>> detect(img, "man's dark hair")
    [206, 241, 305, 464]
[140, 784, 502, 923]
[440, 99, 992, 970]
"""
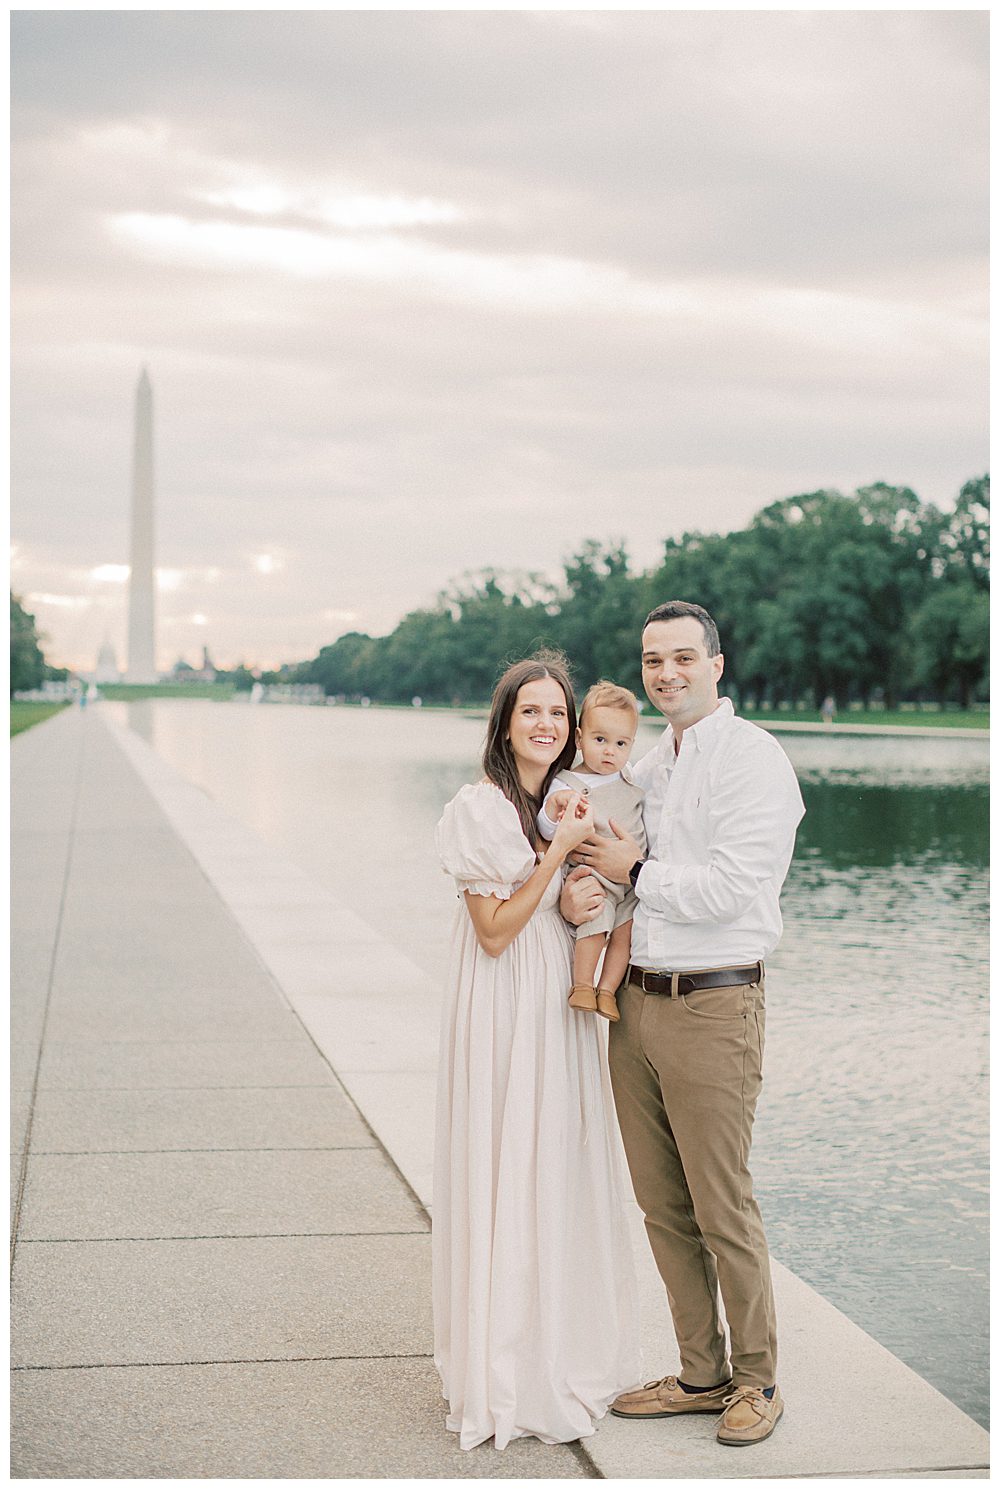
[643, 601, 721, 657]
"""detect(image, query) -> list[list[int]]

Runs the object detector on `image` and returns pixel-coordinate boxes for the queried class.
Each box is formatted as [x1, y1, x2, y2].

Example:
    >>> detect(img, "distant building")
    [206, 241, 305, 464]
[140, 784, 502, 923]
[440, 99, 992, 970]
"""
[258, 683, 325, 705]
[94, 638, 121, 684]
[171, 646, 217, 683]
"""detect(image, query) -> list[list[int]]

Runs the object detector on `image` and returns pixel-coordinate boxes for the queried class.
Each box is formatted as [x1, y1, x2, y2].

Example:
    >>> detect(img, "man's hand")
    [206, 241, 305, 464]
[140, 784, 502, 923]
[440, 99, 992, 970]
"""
[560, 864, 607, 926]
[571, 820, 642, 885]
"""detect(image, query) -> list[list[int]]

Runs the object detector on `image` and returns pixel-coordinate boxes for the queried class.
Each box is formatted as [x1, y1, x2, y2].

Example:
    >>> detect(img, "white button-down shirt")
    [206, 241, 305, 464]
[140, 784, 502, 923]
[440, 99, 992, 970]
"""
[630, 698, 805, 971]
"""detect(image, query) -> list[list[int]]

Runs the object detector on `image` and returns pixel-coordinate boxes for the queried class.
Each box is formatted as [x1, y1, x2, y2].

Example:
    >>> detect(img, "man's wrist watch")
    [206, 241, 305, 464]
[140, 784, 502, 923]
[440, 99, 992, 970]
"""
[628, 857, 645, 888]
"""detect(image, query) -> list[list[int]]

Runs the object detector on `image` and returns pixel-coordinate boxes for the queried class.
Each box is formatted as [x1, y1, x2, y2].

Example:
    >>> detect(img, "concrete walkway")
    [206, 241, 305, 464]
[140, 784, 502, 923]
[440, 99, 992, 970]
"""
[11, 707, 990, 1478]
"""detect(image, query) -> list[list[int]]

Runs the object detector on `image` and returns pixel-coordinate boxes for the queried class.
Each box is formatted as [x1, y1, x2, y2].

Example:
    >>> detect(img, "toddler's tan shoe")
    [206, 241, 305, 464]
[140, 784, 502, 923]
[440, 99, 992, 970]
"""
[611, 1374, 731, 1418]
[716, 1384, 784, 1445]
[568, 983, 598, 1012]
[595, 989, 620, 1022]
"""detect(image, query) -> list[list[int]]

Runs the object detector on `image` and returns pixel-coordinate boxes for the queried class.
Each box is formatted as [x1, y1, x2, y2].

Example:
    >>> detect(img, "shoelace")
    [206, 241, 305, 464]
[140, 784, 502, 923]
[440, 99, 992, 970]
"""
[643, 1374, 679, 1391]
[722, 1386, 769, 1417]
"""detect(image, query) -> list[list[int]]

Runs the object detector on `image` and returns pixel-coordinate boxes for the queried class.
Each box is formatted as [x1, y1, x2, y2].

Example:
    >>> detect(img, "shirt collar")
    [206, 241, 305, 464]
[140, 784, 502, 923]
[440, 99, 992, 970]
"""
[657, 696, 734, 761]
[566, 767, 623, 787]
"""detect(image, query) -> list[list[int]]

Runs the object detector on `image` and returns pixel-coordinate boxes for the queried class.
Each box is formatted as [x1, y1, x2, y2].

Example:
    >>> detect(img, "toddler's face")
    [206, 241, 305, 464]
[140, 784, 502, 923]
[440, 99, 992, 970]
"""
[576, 704, 637, 775]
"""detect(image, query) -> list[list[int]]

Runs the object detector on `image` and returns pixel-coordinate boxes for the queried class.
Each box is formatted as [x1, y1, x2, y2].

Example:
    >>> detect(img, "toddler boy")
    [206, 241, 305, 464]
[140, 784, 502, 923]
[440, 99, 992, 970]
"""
[538, 681, 646, 1021]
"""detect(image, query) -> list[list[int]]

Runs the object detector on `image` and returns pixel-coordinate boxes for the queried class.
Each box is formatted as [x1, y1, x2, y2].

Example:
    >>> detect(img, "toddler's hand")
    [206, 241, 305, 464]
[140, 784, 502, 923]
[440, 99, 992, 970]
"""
[552, 792, 594, 855]
[545, 788, 572, 822]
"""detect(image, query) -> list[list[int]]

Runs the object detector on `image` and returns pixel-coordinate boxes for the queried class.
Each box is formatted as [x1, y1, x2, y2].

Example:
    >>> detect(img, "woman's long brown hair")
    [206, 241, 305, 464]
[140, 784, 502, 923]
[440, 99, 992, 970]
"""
[482, 650, 577, 845]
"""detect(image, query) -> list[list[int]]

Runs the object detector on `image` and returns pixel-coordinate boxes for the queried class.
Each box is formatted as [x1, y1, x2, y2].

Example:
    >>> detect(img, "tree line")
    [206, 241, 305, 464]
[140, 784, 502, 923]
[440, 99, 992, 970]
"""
[296, 478, 989, 710]
[9, 594, 70, 694]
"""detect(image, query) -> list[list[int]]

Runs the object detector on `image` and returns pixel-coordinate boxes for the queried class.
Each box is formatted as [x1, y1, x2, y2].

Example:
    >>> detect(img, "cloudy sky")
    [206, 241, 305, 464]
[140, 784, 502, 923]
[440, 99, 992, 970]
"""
[11, 9, 988, 673]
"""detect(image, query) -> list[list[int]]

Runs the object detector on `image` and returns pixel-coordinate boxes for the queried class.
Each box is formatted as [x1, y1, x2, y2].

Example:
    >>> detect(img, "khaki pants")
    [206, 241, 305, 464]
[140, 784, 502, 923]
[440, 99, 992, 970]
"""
[608, 974, 777, 1388]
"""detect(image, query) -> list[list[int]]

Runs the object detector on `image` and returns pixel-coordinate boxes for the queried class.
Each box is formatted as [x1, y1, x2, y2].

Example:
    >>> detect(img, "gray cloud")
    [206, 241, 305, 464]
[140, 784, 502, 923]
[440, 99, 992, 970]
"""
[11, 10, 988, 672]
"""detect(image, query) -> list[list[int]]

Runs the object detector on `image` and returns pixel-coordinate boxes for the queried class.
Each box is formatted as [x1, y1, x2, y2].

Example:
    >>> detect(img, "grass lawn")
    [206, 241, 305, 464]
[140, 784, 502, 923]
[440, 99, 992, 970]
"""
[97, 682, 237, 701]
[10, 701, 72, 737]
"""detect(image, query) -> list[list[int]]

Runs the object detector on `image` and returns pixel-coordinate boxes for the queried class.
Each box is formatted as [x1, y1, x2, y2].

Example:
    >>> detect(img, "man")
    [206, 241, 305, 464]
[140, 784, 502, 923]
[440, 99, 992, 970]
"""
[562, 600, 804, 1447]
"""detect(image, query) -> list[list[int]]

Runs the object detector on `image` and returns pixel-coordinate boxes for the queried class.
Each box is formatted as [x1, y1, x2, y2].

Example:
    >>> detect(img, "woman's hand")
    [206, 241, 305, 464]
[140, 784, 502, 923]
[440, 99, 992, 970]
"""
[550, 791, 594, 857]
[463, 793, 594, 958]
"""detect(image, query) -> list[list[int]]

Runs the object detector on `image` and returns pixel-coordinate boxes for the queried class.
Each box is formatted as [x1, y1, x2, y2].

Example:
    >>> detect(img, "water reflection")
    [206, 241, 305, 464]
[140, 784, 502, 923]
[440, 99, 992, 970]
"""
[757, 734, 987, 1428]
[764, 726, 988, 790]
[797, 781, 987, 870]
[108, 700, 988, 1427]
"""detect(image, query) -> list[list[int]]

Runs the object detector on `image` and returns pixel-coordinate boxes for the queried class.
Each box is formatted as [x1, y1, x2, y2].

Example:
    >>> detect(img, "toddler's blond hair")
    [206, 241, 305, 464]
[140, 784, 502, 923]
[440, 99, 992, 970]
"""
[579, 680, 640, 727]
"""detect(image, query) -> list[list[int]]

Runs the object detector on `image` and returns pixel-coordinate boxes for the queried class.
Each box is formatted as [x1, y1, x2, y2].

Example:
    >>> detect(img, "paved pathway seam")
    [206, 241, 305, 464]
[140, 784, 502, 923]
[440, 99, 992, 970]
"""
[15, 1351, 437, 1369]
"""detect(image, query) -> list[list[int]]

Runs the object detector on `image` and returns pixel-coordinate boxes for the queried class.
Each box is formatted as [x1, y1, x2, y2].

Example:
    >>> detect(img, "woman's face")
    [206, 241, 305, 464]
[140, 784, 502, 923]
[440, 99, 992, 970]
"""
[507, 677, 571, 782]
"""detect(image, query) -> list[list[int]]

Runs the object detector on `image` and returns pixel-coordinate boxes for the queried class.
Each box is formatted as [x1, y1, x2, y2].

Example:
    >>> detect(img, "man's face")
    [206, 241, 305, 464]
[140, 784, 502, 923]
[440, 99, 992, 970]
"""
[641, 617, 724, 730]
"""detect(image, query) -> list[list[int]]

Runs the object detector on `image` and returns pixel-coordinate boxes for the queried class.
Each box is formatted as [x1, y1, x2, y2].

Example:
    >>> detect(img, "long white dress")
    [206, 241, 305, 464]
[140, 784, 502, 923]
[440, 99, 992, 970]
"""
[433, 781, 641, 1451]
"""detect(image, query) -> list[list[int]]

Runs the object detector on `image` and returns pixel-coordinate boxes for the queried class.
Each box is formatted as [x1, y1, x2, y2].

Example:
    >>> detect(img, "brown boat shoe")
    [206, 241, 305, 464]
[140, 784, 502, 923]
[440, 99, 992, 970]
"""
[716, 1384, 784, 1445]
[610, 1373, 732, 1418]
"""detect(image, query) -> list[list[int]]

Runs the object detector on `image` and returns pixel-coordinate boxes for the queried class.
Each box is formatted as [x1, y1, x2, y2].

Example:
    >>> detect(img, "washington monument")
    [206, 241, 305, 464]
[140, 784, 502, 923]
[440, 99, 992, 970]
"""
[126, 367, 157, 682]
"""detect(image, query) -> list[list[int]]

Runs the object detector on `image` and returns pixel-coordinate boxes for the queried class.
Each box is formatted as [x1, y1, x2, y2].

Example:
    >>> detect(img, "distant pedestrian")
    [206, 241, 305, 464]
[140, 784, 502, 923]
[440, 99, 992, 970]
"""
[433, 651, 640, 1450]
[821, 695, 836, 725]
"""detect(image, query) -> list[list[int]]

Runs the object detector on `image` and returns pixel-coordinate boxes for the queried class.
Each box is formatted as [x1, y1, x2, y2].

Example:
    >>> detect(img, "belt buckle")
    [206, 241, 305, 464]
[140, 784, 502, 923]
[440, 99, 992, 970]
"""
[638, 968, 678, 997]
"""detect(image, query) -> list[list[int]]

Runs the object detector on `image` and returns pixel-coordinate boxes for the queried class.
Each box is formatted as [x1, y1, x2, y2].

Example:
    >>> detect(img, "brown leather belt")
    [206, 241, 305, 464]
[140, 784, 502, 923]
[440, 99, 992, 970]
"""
[626, 962, 764, 997]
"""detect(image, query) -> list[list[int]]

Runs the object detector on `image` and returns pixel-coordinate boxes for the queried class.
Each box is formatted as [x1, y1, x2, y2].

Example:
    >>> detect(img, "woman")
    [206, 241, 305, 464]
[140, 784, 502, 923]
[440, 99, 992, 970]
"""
[433, 651, 641, 1451]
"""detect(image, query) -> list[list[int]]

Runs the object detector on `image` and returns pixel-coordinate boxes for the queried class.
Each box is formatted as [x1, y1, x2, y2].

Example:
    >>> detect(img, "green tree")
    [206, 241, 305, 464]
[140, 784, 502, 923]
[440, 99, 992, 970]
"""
[298, 631, 382, 698]
[363, 608, 460, 703]
[647, 529, 767, 703]
[10, 593, 45, 695]
[553, 543, 647, 695]
[718, 487, 936, 707]
[941, 474, 990, 586]
[908, 586, 989, 707]
[436, 570, 560, 701]
[908, 475, 989, 706]
[292, 475, 989, 710]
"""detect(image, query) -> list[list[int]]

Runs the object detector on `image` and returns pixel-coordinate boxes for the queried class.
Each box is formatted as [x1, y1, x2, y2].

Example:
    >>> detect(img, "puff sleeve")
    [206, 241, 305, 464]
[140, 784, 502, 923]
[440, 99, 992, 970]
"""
[436, 782, 537, 900]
